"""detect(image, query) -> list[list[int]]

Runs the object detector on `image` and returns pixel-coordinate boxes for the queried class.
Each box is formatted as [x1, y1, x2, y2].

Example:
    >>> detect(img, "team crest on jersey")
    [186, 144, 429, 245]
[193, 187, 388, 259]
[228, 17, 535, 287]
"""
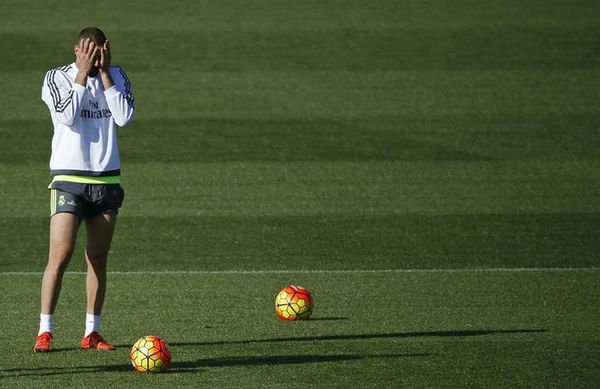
[58, 195, 66, 206]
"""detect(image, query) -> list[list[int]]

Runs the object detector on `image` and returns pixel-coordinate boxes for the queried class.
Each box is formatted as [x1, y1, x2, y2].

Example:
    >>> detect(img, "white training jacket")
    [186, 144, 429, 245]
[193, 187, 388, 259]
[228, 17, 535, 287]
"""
[41, 63, 135, 178]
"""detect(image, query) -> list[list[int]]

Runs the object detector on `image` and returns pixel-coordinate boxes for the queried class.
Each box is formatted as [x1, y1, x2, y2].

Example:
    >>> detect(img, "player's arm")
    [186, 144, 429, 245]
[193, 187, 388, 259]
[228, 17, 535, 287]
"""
[41, 39, 97, 126]
[99, 41, 135, 127]
[41, 71, 85, 126]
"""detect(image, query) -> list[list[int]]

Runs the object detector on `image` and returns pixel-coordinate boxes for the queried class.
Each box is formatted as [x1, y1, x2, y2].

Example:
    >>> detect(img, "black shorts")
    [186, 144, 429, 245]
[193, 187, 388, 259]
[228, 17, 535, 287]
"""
[50, 181, 125, 220]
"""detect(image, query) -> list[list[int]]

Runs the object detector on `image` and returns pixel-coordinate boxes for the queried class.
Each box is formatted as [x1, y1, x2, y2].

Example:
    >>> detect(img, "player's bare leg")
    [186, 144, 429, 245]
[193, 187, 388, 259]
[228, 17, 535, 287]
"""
[81, 212, 117, 350]
[40, 213, 79, 315]
[84, 212, 116, 314]
[35, 212, 79, 352]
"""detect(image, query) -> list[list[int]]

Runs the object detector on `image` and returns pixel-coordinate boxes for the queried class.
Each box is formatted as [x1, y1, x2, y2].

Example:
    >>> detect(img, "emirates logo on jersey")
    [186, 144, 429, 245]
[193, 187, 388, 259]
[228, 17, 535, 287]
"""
[80, 100, 112, 119]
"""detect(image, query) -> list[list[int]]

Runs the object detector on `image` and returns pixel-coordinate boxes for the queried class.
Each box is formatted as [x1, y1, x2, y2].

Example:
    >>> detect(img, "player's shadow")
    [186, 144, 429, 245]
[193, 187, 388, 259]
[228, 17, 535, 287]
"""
[166, 353, 431, 373]
[0, 329, 547, 378]
[166, 328, 547, 348]
[44, 328, 547, 353]
[307, 317, 348, 321]
[0, 364, 131, 379]
[0, 353, 430, 378]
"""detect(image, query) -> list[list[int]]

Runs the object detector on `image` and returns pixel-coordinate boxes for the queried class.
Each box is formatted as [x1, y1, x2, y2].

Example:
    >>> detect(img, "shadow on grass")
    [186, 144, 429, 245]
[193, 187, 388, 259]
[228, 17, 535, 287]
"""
[1, 329, 547, 378]
[166, 353, 431, 373]
[45, 328, 547, 352]
[166, 328, 547, 348]
[308, 317, 348, 321]
[0, 353, 430, 378]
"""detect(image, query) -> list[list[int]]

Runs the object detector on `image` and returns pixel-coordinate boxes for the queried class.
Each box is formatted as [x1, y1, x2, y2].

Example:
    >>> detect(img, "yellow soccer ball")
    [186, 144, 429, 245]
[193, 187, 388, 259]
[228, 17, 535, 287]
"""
[275, 285, 313, 321]
[129, 335, 171, 373]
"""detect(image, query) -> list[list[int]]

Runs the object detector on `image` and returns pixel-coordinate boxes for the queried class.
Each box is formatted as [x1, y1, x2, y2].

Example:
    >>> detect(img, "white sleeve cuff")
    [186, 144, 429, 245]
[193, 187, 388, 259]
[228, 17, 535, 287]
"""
[72, 83, 86, 94]
[103, 85, 119, 99]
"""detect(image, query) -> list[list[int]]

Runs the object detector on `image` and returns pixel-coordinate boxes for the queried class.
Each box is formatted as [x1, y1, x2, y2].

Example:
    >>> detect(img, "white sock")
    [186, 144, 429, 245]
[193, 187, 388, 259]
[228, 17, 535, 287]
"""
[84, 313, 101, 337]
[39, 313, 54, 335]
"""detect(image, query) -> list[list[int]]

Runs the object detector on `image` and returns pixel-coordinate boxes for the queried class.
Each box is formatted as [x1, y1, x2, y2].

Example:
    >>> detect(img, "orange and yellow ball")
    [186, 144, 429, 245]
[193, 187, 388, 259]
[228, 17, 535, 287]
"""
[130, 335, 171, 373]
[275, 285, 313, 321]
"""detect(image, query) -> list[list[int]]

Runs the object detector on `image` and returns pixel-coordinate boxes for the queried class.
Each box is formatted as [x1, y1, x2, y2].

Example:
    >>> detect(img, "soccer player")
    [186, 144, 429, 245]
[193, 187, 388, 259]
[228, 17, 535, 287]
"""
[33, 27, 135, 352]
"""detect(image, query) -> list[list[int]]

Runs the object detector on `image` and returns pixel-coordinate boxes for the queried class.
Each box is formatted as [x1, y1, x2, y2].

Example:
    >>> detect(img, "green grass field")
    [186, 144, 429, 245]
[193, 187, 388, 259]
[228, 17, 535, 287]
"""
[1, 0, 599, 387]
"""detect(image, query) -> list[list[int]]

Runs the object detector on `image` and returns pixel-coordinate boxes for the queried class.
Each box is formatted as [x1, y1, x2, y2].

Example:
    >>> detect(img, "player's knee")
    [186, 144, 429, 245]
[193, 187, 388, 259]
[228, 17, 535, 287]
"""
[86, 248, 108, 267]
[47, 246, 73, 272]
[50, 243, 74, 260]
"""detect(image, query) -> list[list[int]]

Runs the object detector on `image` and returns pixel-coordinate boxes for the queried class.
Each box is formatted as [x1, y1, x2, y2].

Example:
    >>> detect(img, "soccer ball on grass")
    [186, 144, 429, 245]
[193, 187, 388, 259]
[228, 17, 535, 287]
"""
[129, 335, 171, 373]
[275, 285, 313, 321]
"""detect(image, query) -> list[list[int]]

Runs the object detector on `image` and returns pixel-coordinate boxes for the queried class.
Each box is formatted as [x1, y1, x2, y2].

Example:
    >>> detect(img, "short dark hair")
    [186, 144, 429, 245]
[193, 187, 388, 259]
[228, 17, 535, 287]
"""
[77, 27, 106, 45]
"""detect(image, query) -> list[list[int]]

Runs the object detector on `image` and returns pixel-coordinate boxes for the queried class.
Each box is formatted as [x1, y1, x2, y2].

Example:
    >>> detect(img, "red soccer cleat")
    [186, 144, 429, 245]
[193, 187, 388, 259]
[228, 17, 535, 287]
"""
[81, 332, 116, 350]
[33, 332, 53, 352]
